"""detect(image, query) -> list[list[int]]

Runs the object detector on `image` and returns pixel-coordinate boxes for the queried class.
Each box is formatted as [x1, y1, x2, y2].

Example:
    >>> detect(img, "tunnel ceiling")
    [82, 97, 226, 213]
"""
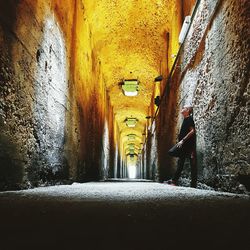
[84, 0, 176, 156]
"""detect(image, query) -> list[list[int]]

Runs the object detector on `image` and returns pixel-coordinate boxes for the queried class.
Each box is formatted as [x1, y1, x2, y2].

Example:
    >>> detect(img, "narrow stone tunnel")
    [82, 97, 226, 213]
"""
[0, 0, 249, 249]
[1, 0, 249, 193]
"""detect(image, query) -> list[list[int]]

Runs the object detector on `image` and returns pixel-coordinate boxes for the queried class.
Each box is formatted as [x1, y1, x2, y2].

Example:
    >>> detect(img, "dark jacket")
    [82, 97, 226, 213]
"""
[178, 116, 196, 156]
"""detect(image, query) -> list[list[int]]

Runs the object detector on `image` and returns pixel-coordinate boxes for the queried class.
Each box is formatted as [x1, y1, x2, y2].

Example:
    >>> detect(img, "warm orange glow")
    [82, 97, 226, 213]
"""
[82, 0, 181, 161]
[20, 0, 183, 166]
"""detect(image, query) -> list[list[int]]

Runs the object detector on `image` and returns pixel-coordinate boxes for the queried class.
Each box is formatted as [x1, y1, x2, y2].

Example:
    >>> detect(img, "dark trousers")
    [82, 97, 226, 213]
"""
[173, 152, 197, 187]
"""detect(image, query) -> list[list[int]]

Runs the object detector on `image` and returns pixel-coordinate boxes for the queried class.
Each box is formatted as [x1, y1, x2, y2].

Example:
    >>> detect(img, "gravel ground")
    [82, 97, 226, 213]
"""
[0, 180, 249, 250]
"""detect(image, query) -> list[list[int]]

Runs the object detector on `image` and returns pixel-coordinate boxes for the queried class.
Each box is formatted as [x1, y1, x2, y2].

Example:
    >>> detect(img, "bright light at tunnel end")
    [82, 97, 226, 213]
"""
[128, 164, 137, 179]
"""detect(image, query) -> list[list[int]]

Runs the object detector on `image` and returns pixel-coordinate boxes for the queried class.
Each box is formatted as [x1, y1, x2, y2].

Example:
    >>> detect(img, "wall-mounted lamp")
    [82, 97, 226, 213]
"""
[122, 79, 139, 96]
[154, 75, 163, 82]
[154, 96, 160, 107]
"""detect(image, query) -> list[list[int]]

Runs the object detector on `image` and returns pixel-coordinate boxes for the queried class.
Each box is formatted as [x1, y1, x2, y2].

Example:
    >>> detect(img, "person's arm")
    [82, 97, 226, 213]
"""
[177, 127, 195, 148]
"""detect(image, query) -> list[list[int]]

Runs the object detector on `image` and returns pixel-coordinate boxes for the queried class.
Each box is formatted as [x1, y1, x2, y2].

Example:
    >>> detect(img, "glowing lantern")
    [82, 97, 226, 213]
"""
[122, 80, 139, 96]
[125, 117, 138, 127]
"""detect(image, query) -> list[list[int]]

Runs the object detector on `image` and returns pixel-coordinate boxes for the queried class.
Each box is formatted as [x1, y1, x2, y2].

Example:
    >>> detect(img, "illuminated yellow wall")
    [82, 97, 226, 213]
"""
[0, 0, 187, 187]
[81, 0, 183, 168]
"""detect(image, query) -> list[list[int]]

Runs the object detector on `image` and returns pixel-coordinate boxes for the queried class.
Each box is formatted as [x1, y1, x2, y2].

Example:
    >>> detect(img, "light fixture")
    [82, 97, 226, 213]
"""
[128, 134, 136, 141]
[179, 16, 191, 44]
[122, 79, 139, 96]
[127, 162, 136, 179]
[125, 117, 138, 127]
[154, 96, 160, 106]
[154, 75, 163, 82]
[129, 149, 135, 155]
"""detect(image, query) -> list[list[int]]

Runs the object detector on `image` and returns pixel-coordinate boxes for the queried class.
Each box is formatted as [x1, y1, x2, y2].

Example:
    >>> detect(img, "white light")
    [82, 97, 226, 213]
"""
[34, 16, 67, 172]
[125, 118, 137, 127]
[124, 90, 138, 97]
[179, 16, 191, 44]
[127, 124, 136, 128]
[128, 164, 137, 179]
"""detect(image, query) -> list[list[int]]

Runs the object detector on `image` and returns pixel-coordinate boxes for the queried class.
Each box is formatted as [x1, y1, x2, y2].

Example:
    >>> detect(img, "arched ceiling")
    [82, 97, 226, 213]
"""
[83, 0, 177, 157]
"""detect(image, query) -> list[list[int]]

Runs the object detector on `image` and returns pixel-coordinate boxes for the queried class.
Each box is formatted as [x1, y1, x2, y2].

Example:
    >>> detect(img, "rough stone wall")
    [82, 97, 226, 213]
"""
[0, 0, 80, 189]
[156, 67, 181, 182]
[149, 120, 159, 180]
[72, 1, 115, 182]
[107, 104, 116, 179]
[0, 0, 112, 190]
[0, 1, 23, 189]
[143, 0, 192, 182]
[178, 0, 250, 192]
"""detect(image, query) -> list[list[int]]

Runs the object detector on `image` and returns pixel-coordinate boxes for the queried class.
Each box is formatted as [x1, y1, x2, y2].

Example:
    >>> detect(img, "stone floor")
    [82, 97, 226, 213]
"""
[0, 180, 249, 250]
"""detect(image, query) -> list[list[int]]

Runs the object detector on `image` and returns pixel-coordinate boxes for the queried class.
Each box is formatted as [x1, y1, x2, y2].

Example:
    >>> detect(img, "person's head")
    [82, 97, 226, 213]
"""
[181, 105, 193, 117]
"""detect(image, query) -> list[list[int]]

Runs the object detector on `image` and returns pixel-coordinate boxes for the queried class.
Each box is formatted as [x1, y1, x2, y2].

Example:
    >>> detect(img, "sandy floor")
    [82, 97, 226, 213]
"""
[0, 180, 249, 250]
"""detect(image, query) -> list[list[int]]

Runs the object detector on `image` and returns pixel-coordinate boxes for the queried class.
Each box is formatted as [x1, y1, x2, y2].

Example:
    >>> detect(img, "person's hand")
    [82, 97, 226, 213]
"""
[177, 140, 184, 148]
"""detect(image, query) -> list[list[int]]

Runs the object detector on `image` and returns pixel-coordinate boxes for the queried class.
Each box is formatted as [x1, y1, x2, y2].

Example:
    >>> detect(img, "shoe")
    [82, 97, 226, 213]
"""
[191, 181, 197, 188]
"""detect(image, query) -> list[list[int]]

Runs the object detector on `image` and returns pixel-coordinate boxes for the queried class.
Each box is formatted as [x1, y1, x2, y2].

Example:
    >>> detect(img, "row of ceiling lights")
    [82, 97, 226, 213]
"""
[122, 15, 193, 159]
[122, 76, 162, 157]
[122, 75, 162, 127]
[121, 75, 162, 97]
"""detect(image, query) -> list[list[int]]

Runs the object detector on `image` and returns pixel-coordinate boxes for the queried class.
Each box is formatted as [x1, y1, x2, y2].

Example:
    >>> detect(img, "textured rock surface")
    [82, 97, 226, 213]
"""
[0, 0, 110, 189]
[83, 0, 181, 160]
[150, 1, 196, 182]
[166, 0, 250, 192]
[0, 0, 77, 189]
[1, 0, 249, 193]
